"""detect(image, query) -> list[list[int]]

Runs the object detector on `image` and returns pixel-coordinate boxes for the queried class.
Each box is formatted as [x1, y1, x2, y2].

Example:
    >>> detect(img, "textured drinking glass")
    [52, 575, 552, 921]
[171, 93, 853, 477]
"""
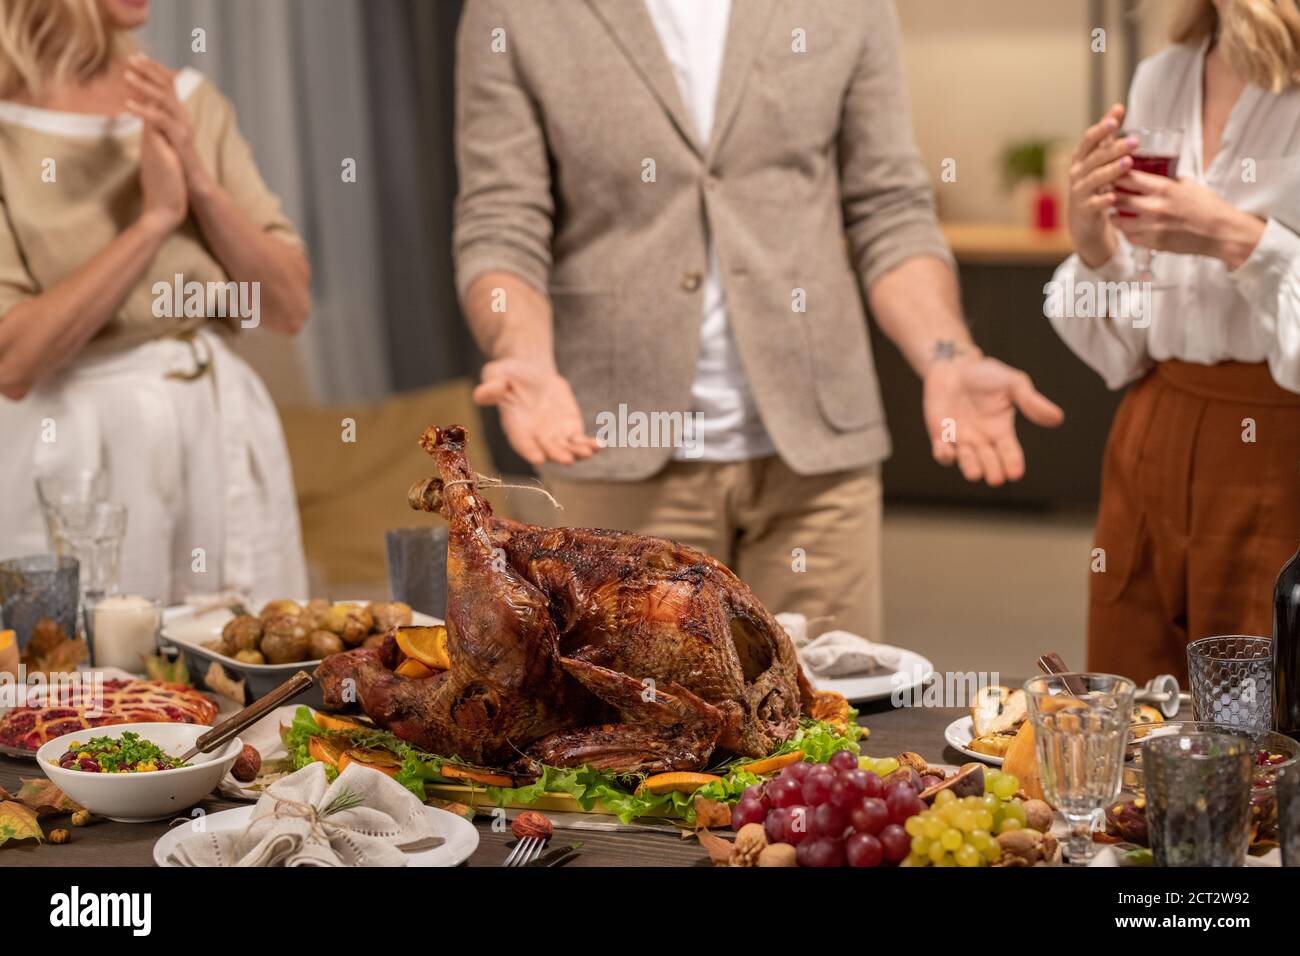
[49, 501, 127, 602]
[34, 470, 108, 552]
[1187, 635, 1273, 731]
[385, 526, 449, 619]
[1025, 673, 1136, 865]
[1117, 126, 1183, 286]
[0, 555, 80, 651]
[1144, 732, 1252, 867]
[1281, 765, 1300, 867]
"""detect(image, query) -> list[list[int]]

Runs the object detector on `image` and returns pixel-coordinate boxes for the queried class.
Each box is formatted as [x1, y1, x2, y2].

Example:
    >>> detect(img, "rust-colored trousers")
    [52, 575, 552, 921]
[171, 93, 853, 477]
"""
[1089, 361, 1300, 685]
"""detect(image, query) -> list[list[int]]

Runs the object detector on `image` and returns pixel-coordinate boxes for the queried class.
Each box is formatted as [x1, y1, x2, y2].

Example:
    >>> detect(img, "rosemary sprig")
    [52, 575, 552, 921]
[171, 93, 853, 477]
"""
[318, 789, 364, 817]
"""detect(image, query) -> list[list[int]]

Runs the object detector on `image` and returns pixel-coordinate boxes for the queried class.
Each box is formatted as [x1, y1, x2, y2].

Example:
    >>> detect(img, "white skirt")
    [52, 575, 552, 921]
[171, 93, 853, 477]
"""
[0, 329, 307, 605]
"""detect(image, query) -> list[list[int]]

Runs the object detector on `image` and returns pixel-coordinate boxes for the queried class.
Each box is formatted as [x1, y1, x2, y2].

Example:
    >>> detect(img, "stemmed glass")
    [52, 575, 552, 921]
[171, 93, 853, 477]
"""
[1116, 127, 1183, 286]
[1024, 673, 1136, 865]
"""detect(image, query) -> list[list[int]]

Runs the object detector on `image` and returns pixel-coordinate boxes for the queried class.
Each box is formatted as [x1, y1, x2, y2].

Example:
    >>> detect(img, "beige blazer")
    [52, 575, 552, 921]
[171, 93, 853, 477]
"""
[454, 0, 953, 479]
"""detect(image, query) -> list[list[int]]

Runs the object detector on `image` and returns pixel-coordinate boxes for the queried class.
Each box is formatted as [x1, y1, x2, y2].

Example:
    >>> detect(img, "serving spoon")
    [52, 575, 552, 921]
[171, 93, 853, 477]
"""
[178, 670, 314, 763]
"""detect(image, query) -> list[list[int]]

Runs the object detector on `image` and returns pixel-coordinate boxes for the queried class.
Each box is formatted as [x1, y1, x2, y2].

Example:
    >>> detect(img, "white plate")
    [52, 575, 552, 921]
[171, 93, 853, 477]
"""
[944, 715, 1005, 766]
[151, 802, 480, 867]
[812, 649, 935, 704]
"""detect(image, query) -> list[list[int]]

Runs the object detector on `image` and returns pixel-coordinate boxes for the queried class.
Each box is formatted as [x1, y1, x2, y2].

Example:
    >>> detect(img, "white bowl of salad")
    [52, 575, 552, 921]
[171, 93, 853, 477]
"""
[37, 723, 241, 823]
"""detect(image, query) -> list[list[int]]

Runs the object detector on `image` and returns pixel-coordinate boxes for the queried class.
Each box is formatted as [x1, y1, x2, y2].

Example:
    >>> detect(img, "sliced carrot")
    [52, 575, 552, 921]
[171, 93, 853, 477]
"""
[308, 735, 349, 768]
[438, 764, 514, 787]
[338, 748, 401, 778]
[394, 658, 434, 679]
[314, 713, 367, 733]
[636, 772, 724, 796]
[736, 750, 804, 776]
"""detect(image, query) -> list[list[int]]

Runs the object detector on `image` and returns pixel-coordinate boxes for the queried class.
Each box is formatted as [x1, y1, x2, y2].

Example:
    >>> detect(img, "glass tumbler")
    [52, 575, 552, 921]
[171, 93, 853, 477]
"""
[0, 555, 80, 651]
[1187, 635, 1273, 731]
[49, 501, 128, 603]
[1025, 672, 1136, 865]
[1144, 731, 1253, 867]
[34, 470, 108, 551]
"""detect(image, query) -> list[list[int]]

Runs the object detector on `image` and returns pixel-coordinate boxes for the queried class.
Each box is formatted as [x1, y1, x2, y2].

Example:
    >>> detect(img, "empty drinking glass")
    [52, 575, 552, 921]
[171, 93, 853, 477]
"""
[49, 501, 128, 602]
[1025, 672, 1136, 865]
[34, 470, 108, 551]
[1144, 731, 1253, 867]
[0, 555, 80, 651]
[1187, 635, 1273, 731]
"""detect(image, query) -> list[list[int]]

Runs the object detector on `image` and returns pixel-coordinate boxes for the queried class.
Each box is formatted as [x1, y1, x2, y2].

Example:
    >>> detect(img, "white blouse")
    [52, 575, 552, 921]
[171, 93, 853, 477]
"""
[1050, 40, 1300, 394]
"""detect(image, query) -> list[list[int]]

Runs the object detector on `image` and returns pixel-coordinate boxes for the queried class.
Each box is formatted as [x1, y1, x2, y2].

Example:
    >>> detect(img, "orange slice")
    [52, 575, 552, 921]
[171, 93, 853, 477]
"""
[314, 713, 367, 733]
[438, 764, 514, 787]
[395, 625, 451, 670]
[308, 736, 349, 768]
[736, 751, 804, 776]
[337, 748, 402, 778]
[636, 772, 723, 795]
[394, 658, 434, 679]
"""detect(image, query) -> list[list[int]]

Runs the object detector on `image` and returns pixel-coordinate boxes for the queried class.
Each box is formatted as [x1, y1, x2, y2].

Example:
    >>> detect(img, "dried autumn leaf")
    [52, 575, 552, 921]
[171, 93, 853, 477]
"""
[694, 828, 734, 866]
[693, 796, 732, 830]
[0, 801, 44, 846]
[203, 661, 246, 704]
[425, 796, 476, 821]
[143, 653, 190, 686]
[14, 778, 84, 817]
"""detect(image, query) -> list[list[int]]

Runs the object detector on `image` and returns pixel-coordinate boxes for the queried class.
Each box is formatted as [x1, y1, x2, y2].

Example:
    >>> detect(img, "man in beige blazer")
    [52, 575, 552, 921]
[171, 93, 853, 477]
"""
[453, 0, 1063, 641]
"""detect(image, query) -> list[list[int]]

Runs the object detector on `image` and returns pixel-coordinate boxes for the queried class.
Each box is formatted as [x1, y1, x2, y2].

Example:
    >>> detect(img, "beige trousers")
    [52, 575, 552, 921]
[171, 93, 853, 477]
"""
[546, 458, 882, 642]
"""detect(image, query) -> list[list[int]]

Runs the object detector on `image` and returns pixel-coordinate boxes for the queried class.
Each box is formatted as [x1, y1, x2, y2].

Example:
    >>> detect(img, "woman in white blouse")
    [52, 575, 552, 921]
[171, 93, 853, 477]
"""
[1052, 0, 1300, 682]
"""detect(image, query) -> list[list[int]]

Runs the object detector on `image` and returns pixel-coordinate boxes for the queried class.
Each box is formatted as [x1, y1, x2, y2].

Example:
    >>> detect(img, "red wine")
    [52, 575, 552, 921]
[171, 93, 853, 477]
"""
[1274, 544, 1300, 739]
[1116, 152, 1178, 218]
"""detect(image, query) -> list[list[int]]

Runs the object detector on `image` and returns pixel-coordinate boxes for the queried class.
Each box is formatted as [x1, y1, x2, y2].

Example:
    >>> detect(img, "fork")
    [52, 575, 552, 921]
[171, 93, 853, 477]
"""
[502, 836, 548, 867]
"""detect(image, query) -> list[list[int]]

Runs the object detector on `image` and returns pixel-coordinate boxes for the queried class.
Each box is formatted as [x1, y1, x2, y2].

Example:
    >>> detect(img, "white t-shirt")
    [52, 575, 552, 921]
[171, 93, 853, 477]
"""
[643, 0, 776, 461]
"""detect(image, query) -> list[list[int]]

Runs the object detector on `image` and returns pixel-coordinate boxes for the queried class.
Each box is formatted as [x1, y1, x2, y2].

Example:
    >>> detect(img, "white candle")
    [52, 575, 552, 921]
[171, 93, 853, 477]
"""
[91, 596, 161, 673]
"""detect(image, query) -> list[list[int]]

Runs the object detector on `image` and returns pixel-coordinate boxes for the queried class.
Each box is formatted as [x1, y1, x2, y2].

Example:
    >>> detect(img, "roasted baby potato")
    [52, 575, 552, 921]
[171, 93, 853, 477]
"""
[369, 601, 413, 634]
[233, 649, 267, 665]
[259, 599, 302, 623]
[221, 615, 263, 654]
[308, 630, 345, 660]
[261, 612, 310, 664]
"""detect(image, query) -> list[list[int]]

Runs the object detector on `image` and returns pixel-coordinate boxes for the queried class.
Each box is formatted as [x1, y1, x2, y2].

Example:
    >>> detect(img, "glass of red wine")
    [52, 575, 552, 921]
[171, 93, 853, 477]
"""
[1117, 127, 1183, 286]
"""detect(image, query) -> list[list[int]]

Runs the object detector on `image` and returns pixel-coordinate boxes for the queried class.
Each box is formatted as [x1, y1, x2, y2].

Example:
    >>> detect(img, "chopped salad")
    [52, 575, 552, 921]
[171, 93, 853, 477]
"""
[54, 731, 188, 773]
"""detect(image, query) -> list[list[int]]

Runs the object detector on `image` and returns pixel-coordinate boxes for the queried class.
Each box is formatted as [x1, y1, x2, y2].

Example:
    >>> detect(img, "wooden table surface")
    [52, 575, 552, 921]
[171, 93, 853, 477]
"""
[0, 696, 971, 868]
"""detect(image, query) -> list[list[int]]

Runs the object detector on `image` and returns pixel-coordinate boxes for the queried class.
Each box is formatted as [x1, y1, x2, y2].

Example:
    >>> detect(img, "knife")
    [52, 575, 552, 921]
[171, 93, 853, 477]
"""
[523, 842, 583, 867]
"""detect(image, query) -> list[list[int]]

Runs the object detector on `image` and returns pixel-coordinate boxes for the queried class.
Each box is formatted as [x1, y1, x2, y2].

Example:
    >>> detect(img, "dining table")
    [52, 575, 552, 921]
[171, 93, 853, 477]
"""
[0, 690, 972, 867]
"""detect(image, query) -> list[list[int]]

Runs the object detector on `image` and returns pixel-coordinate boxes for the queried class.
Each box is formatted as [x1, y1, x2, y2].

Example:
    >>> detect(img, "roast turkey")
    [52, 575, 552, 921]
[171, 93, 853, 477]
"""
[316, 424, 813, 773]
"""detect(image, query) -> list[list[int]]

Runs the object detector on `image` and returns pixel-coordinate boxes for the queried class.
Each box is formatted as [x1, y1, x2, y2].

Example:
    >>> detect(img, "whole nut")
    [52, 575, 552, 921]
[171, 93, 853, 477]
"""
[757, 842, 798, 867]
[49, 828, 70, 845]
[511, 810, 554, 840]
[230, 744, 262, 783]
[729, 822, 767, 867]
[1022, 798, 1053, 833]
[995, 827, 1046, 866]
[70, 809, 91, 827]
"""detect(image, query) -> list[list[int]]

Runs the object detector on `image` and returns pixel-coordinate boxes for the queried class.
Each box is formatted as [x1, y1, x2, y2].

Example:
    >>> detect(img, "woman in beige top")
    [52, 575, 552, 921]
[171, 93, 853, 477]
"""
[0, 0, 310, 603]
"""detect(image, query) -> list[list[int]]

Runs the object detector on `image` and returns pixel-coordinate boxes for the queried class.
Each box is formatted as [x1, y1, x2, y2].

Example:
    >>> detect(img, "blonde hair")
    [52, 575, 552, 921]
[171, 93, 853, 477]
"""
[0, 0, 134, 100]
[1172, 0, 1300, 91]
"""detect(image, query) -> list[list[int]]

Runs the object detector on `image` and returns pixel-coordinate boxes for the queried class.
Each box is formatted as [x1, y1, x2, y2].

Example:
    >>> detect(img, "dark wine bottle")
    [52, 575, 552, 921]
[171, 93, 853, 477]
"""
[1275, 543, 1300, 739]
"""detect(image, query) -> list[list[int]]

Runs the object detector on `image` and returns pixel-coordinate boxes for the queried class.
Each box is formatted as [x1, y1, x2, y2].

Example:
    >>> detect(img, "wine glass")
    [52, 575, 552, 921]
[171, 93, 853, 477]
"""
[1116, 127, 1183, 286]
[1024, 673, 1136, 865]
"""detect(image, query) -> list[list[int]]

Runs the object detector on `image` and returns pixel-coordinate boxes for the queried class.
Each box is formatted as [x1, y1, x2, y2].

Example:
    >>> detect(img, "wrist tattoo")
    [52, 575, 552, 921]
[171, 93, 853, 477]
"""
[931, 339, 970, 362]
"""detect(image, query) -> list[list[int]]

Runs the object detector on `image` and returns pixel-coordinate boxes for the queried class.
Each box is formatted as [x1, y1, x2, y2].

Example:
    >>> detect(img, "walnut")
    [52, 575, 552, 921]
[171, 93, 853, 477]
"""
[898, 751, 947, 780]
[1022, 798, 1053, 833]
[729, 823, 767, 867]
[757, 842, 797, 867]
[993, 827, 1058, 866]
[511, 810, 554, 840]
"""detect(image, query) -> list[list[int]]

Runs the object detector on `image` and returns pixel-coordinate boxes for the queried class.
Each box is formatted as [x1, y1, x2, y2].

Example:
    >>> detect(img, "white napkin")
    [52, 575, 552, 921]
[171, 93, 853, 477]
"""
[169, 761, 444, 867]
[777, 612, 904, 678]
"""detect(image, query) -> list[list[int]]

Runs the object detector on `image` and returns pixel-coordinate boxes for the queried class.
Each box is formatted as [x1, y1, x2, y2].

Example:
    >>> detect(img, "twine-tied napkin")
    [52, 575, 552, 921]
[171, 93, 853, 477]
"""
[169, 761, 444, 867]
[778, 612, 904, 678]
